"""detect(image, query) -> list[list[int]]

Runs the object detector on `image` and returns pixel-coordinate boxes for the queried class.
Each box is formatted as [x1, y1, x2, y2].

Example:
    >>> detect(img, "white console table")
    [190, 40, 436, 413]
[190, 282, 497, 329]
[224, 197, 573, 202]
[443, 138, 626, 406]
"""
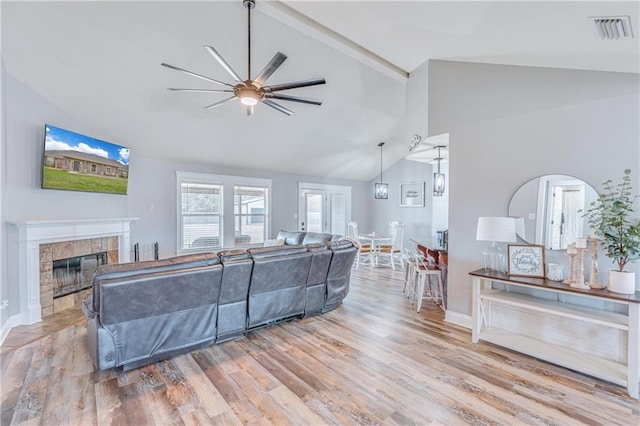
[470, 269, 640, 399]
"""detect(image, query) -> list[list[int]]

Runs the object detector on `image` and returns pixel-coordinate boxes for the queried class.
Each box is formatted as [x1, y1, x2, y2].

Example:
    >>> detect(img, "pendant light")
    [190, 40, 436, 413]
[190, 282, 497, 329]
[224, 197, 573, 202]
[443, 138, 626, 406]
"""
[433, 145, 445, 197]
[375, 142, 388, 199]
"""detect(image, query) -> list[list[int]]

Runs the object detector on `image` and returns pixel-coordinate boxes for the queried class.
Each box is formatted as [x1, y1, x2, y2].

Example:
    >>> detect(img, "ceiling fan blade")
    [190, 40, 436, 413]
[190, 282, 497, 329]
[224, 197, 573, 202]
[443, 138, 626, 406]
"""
[168, 88, 233, 93]
[264, 93, 322, 106]
[161, 63, 234, 88]
[204, 46, 243, 83]
[262, 99, 294, 116]
[246, 105, 254, 116]
[203, 96, 238, 110]
[254, 52, 287, 85]
[262, 78, 326, 93]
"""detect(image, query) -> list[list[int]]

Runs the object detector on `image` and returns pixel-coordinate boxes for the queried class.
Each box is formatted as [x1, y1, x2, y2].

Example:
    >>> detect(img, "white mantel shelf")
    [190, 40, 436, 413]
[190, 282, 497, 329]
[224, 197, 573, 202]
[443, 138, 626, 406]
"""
[9, 217, 139, 325]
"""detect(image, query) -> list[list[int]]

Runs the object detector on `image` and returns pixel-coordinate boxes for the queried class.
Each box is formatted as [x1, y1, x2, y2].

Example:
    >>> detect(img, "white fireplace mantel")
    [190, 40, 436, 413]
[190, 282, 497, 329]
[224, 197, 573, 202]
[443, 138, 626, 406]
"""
[9, 217, 139, 325]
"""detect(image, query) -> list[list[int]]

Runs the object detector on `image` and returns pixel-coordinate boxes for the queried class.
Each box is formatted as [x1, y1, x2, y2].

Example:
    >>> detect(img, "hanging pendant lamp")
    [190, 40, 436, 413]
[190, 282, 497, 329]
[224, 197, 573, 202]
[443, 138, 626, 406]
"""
[375, 142, 388, 199]
[433, 145, 445, 197]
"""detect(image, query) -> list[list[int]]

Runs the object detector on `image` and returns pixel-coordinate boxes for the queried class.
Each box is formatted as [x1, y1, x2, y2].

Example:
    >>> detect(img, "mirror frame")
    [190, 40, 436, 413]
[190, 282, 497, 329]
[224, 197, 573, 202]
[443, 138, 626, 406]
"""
[508, 174, 599, 250]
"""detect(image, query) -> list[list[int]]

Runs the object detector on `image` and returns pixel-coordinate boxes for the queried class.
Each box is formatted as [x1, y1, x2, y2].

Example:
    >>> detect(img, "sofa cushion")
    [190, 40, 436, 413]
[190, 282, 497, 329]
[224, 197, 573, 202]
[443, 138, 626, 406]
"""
[302, 232, 333, 245]
[263, 238, 285, 247]
[95, 253, 220, 278]
[328, 240, 355, 250]
[276, 230, 306, 246]
[217, 249, 251, 262]
[248, 245, 308, 259]
[92, 253, 220, 313]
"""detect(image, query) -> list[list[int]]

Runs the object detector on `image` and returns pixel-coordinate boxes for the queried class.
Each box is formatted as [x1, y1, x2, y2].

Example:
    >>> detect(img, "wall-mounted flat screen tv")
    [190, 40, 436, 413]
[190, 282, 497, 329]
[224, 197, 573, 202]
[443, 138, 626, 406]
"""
[42, 124, 130, 195]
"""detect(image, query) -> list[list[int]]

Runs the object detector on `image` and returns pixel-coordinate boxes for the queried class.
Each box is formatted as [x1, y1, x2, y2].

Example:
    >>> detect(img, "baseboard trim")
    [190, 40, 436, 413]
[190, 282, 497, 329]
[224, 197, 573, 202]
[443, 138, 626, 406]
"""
[0, 314, 20, 346]
[444, 310, 472, 329]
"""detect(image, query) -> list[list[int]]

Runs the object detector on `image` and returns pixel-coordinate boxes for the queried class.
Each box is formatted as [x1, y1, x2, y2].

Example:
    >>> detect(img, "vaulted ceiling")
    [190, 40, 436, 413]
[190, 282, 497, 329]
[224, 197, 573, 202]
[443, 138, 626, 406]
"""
[2, 1, 638, 180]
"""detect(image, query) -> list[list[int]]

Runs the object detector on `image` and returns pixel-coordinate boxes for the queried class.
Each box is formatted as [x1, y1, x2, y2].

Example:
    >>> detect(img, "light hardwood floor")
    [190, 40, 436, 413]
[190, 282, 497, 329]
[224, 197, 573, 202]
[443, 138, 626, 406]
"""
[1, 266, 639, 425]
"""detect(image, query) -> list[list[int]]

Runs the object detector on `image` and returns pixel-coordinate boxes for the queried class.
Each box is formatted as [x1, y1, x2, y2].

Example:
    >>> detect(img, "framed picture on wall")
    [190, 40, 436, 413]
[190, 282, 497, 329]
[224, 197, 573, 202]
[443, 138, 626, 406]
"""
[507, 244, 545, 278]
[400, 182, 425, 207]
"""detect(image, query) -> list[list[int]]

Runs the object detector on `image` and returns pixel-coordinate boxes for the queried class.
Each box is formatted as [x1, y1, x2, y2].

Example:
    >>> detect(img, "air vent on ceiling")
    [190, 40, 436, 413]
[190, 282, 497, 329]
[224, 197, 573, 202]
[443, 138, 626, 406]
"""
[590, 16, 634, 40]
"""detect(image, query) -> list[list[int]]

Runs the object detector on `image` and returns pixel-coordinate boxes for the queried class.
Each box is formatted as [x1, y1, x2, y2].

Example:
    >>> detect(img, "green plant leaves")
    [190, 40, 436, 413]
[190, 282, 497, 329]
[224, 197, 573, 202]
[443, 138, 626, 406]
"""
[582, 169, 640, 271]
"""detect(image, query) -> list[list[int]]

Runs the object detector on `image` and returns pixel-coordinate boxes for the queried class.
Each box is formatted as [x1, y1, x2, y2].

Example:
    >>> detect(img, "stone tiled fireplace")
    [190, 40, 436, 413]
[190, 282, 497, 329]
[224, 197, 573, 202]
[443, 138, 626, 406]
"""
[10, 218, 137, 325]
[39, 236, 118, 317]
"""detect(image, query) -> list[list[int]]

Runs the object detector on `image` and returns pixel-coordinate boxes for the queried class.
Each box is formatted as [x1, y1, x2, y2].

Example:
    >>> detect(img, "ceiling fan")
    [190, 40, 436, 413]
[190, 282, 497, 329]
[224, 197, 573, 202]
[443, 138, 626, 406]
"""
[161, 0, 326, 116]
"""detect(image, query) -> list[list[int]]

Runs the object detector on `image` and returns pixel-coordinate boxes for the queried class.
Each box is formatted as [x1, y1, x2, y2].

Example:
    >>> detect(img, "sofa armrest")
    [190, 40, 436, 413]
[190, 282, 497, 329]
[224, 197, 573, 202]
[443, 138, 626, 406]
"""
[82, 296, 97, 319]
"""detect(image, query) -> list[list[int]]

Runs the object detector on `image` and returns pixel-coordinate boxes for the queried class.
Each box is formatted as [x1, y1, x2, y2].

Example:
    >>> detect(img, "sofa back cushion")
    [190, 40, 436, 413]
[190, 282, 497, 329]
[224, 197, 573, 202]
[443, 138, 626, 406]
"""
[217, 249, 251, 262]
[302, 232, 333, 245]
[92, 253, 220, 313]
[276, 230, 306, 246]
[247, 246, 312, 328]
[325, 241, 357, 311]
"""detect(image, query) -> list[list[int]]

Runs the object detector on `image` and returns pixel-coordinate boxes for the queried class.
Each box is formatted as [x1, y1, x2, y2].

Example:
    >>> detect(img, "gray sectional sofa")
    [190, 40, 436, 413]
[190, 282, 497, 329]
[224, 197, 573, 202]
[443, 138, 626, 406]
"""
[82, 232, 356, 371]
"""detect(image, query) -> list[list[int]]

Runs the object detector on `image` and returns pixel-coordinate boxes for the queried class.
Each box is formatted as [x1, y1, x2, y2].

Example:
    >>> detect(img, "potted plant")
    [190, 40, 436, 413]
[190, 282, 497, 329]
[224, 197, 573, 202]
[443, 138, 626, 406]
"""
[583, 169, 640, 294]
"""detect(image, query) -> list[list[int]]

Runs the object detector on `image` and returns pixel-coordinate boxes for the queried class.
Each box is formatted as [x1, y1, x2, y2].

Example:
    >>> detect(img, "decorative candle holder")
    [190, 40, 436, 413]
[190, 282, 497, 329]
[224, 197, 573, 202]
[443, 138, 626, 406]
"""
[564, 243, 576, 285]
[587, 237, 605, 289]
[571, 242, 590, 290]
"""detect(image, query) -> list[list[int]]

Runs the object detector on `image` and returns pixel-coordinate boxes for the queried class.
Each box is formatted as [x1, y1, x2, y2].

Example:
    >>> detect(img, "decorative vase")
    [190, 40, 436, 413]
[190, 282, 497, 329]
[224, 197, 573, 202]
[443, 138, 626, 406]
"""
[546, 263, 564, 281]
[607, 270, 637, 294]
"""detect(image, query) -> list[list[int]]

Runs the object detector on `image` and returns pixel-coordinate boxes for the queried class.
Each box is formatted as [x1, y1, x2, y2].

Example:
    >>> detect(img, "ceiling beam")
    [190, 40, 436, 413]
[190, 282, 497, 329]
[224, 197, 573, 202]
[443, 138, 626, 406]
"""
[259, 0, 409, 82]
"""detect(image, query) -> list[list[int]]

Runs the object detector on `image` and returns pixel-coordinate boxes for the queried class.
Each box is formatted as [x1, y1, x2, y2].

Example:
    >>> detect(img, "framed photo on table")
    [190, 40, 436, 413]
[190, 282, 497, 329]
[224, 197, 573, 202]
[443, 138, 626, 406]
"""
[399, 182, 425, 207]
[507, 244, 545, 278]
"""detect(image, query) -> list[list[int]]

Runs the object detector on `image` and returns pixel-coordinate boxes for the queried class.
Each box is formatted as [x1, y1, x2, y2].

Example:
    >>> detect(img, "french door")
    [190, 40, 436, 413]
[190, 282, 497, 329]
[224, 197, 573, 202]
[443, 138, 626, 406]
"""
[298, 183, 351, 235]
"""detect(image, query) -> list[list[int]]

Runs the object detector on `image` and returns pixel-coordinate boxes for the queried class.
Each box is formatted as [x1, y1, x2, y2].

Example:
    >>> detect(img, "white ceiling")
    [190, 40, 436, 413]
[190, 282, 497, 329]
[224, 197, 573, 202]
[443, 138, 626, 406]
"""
[2, 1, 638, 180]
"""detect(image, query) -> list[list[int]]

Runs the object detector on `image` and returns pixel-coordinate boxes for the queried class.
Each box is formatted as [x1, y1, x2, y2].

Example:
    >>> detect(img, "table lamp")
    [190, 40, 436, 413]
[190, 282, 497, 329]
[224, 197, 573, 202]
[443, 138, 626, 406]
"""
[476, 217, 517, 272]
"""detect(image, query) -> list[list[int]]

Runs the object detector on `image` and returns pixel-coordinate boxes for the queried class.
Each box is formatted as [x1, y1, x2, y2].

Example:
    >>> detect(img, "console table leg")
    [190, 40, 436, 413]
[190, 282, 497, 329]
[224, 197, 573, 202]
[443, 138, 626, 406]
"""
[629, 303, 639, 399]
[472, 277, 482, 343]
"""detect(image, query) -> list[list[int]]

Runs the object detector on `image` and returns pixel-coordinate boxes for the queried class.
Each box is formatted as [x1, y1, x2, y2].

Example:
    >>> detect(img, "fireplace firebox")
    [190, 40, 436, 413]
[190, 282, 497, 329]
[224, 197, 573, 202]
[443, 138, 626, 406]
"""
[53, 252, 107, 298]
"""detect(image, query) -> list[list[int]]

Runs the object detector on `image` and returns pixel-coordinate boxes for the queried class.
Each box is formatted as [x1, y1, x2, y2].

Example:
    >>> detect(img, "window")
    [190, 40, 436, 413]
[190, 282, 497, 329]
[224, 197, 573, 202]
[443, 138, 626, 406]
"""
[235, 186, 268, 245]
[91, 164, 97, 173]
[180, 181, 222, 250]
[177, 172, 271, 253]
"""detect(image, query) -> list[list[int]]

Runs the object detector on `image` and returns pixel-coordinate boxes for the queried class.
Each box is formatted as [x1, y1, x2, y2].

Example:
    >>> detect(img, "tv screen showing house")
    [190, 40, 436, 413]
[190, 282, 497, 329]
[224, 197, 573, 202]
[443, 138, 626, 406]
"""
[41, 124, 130, 195]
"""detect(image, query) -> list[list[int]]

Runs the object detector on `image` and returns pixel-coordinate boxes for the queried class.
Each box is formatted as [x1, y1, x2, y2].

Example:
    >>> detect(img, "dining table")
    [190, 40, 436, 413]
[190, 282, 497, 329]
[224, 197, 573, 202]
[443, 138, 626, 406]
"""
[359, 232, 391, 267]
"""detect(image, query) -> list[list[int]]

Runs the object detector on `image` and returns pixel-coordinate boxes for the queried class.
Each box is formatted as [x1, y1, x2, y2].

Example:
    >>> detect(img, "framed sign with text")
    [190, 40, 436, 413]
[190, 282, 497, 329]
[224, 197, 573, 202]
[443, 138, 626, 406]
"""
[400, 182, 425, 207]
[507, 244, 545, 278]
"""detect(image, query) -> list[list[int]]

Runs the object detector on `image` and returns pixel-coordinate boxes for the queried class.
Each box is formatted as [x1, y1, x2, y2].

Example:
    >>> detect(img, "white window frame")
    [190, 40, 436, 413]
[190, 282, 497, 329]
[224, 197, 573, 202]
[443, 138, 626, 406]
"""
[177, 171, 272, 254]
[234, 185, 269, 246]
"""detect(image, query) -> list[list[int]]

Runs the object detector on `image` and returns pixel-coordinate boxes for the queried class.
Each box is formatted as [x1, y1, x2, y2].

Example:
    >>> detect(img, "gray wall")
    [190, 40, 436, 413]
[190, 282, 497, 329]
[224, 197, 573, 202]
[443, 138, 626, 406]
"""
[429, 60, 640, 316]
[370, 159, 434, 249]
[0, 69, 371, 325]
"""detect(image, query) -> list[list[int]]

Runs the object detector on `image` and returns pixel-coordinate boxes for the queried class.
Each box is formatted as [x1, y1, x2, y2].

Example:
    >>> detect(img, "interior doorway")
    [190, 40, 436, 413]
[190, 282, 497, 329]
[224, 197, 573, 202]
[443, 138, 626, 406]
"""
[298, 183, 351, 235]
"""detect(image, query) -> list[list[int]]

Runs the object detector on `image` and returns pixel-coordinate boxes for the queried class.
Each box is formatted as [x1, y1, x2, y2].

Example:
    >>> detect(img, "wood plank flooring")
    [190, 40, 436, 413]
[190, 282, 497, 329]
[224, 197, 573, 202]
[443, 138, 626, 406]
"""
[1, 266, 639, 425]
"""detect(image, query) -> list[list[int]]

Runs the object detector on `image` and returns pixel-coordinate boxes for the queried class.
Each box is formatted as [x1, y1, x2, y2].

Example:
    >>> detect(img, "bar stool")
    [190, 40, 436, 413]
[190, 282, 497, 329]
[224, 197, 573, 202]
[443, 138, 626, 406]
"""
[413, 252, 444, 312]
[403, 248, 418, 297]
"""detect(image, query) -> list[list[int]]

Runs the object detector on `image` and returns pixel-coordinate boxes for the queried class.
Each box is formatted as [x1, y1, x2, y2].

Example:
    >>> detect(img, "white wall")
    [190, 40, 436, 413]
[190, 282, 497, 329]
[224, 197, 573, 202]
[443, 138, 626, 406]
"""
[0, 69, 371, 330]
[429, 60, 640, 316]
[1, 61, 7, 336]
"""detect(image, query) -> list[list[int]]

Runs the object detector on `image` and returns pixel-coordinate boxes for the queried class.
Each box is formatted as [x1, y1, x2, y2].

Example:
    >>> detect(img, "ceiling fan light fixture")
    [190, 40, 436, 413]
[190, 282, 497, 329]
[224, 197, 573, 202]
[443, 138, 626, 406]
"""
[161, 0, 325, 116]
[241, 97, 258, 106]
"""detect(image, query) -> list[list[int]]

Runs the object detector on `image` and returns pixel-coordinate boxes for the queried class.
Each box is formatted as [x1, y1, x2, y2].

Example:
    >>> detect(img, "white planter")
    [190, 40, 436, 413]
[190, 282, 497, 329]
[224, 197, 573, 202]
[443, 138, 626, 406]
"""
[607, 270, 637, 294]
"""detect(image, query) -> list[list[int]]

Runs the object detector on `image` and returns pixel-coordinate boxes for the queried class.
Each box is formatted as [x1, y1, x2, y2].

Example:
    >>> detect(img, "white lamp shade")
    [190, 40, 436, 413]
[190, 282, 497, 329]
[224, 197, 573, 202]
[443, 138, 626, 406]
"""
[512, 217, 525, 240]
[476, 217, 517, 243]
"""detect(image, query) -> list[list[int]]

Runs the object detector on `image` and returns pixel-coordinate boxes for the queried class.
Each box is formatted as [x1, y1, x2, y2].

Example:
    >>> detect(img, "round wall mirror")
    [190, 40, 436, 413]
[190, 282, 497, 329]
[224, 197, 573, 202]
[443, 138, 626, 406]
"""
[508, 175, 599, 250]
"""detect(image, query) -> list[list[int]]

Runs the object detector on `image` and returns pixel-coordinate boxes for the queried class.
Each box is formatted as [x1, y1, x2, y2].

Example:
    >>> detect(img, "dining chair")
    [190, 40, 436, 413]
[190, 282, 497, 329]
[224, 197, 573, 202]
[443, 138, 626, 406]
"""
[378, 222, 405, 270]
[346, 221, 372, 269]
